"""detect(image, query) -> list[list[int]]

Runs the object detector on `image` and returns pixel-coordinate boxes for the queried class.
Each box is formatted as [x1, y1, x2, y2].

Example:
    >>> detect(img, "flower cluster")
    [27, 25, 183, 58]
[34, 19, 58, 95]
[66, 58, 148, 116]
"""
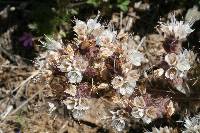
[130, 95, 174, 124]
[158, 14, 195, 54]
[159, 14, 194, 41]
[183, 114, 200, 133]
[157, 14, 197, 94]
[32, 13, 199, 131]
[111, 69, 140, 96]
[164, 49, 196, 80]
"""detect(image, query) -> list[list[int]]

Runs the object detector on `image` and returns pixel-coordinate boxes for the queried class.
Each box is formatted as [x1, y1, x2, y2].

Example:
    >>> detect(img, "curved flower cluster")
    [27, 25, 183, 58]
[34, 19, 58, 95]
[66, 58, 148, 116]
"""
[157, 14, 197, 94]
[32, 14, 199, 132]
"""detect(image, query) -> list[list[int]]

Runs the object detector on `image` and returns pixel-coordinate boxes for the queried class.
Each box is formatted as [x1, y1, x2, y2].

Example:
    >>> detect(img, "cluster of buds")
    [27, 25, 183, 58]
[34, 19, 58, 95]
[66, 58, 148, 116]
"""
[157, 14, 197, 94]
[32, 13, 199, 132]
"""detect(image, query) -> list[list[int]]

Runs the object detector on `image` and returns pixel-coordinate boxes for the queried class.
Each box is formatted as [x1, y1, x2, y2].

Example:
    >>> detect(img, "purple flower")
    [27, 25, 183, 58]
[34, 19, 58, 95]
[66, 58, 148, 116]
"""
[19, 32, 33, 48]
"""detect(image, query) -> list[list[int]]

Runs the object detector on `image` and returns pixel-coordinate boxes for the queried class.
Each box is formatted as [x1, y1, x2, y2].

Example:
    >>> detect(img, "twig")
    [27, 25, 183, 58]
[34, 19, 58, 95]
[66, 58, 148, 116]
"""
[192, 77, 199, 86]
[120, 11, 123, 30]
[0, 45, 16, 64]
[9, 88, 43, 116]
[58, 121, 68, 133]
[1, 64, 29, 69]
[136, 37, 146, 51]
[12, 70, 40, 97]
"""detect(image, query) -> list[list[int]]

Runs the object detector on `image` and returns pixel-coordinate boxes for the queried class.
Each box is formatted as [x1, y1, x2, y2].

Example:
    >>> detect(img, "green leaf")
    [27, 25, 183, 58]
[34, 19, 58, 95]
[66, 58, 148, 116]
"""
[117, 0, 130, 12]
[86, 0, 100, 7]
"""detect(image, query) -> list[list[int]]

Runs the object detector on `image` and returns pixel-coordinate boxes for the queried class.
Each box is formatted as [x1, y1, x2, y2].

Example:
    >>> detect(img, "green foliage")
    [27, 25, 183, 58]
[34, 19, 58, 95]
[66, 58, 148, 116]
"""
[28, 0, 78, 37]
[117, 0, 130, 12]
[86, 0, 101, 7]
[29, 1, 56, 35]
[86, 0, 130, 12]
[6, 0, 130, 38]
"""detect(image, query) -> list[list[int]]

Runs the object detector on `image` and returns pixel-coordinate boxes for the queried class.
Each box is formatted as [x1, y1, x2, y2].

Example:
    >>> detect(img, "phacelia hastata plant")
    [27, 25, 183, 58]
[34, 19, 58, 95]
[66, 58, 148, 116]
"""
[32, 13, 198, 132]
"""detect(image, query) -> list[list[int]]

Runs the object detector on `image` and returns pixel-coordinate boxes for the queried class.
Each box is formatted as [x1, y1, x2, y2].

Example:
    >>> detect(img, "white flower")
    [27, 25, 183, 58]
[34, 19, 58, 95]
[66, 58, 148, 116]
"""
[118, 82, 136, 96]
[133, 96, 146, 108]
[99, 47, 114, 57]
[57, 59, 72, 72]
[121, 62, 132, 74]
[183, 115, 200, 133]
[58, 63, 72, 72]
[165, 67, 178, 80]
[125, 70, 140, 83]
[159, 14, 194, 41]
[64, 99, 89, 120]
[165, 53, 178, 66]
[86, 18, 101, 36]
[111, 76, 124, 89]
[72, 109, 84, 119]
[87, 19, 101, 30]
[183, 49, 197, 65]
[112, 75, 137, 96]
[145, 106, 157, 119]
[67, 70, 83, 83]
[128, 50, 144, 66]
[73, 20, 87, 36]
[176, 60, 190, 72]
[176, 58, 191, 72]
[184, 115, 200, 129]
[97, 83, 109, 90]
[96, 29, 116, 46]
[111, 118, 126, 132]
[175, 84, 186, 94]
[174, 50, 192, 72]
[72, 104, 89, 119]
[153, 68, 164, 77]
[131, 107, 144, 118]
[73, 56, 89, 72]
